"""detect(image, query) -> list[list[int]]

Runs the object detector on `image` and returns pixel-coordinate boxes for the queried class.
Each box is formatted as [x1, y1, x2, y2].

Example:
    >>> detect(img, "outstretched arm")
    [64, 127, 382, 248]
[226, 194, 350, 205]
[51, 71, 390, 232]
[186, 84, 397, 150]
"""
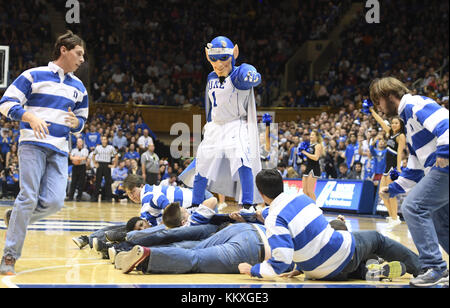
[369, 107, 391, 135]
[231, 63, 261, 90]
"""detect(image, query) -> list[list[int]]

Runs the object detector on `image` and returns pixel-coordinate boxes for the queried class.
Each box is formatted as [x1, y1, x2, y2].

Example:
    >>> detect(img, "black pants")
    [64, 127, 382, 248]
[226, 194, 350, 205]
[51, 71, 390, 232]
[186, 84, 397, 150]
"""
[145, 172, 159, 185]
[94, 162, 112, 200]
[330, 231, 421, 280]
[68, 164, 86, 200]
[1, 181, 19, 198]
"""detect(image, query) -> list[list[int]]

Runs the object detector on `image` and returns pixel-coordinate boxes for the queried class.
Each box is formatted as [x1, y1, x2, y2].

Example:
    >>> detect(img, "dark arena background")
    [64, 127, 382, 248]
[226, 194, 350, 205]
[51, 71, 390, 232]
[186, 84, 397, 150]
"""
[0, 0, 448, 295]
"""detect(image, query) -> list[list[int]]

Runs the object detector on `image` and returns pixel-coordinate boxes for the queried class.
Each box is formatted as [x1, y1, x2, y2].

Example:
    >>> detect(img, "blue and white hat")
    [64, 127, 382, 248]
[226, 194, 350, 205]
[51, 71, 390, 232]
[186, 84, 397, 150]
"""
[206, 36, 235, 66]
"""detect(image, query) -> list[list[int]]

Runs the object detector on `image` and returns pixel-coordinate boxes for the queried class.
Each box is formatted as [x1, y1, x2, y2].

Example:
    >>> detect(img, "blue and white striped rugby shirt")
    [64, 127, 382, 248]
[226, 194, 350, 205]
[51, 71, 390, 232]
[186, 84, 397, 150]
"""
[251, 193, 354, 280]
[140, 184, 193, 226]
[0, 62, 88, 155]
[388, 94, 449, 197]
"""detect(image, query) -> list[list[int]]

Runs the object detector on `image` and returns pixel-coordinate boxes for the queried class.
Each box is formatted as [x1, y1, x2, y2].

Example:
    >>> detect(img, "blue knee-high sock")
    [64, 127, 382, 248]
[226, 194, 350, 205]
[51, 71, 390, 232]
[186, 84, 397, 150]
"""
[238, 166, 254, 205]
[192, 173, 208, 205]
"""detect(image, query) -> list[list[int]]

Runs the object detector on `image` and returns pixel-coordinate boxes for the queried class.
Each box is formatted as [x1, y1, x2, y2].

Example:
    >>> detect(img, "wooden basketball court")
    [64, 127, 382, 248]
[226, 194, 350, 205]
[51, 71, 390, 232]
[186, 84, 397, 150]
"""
[0, 200, 448, 288]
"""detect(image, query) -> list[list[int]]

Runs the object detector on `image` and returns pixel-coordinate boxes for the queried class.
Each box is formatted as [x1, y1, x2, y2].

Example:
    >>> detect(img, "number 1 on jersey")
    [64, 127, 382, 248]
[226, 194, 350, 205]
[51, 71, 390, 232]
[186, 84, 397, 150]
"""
[212, 91, 217, 107]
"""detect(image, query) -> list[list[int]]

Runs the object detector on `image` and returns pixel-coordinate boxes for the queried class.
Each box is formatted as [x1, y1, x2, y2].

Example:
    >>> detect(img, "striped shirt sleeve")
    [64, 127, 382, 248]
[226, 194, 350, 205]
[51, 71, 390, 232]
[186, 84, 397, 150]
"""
[388, 154, 425, 197]
[0, 70, 33, 120]
[187, 204, 216, 226]
[140, 211, 158, 227]
[140, 192, 170, 226]
[413, 98, 449, 158]
[250, 215, 294, 278]
[71, 91, 89, 133]
[261, 207, 270, 220]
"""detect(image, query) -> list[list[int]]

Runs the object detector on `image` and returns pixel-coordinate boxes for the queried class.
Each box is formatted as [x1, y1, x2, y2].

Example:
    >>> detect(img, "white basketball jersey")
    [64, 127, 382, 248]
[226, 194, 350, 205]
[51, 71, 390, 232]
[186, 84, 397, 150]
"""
[207, 75, 250, 123]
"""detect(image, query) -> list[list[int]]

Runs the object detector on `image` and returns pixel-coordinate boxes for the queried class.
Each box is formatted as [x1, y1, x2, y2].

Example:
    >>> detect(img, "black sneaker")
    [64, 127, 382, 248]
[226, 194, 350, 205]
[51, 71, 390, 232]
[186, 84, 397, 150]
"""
[241, 204, 257, 210]
[209, 214, 234, 225]
[92, 237, 112, 253]
[105, 230, 127, 243]
[72, 235, 89, 249]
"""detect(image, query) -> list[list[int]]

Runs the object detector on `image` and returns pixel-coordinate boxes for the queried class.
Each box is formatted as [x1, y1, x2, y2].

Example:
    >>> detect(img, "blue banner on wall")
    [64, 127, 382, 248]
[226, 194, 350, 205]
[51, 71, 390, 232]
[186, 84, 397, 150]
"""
[283, 179, 376, 214]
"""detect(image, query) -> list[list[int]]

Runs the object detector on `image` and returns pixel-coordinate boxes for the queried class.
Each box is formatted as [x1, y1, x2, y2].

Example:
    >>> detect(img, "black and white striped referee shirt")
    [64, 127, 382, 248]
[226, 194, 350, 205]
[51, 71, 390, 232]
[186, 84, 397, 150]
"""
[93, 144, 117, 163]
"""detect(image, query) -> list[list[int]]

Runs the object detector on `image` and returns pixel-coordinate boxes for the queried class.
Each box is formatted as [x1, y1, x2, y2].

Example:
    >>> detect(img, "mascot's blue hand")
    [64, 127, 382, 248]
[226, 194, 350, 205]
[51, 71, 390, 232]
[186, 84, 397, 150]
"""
[233, 64, 261, 89]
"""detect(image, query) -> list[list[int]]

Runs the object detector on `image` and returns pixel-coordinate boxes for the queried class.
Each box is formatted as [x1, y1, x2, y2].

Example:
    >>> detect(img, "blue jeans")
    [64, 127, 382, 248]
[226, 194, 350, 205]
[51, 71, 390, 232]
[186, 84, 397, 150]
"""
[126, 224, 167, 242]
[3, 144, 68, 259]
[115, 224, 217, 252]
[333, 231, 421, 280]
[88, 223, 126, 248]
[401, 168, 449, 271]
[142, 223, 263, 274]
[129, 224, 217, 246]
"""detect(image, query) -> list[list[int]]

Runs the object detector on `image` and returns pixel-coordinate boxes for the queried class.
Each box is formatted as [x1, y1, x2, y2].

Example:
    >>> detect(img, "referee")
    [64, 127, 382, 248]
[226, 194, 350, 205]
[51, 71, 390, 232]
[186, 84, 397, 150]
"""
[67, 138, 89, 201]
[91, 136, 118, 202]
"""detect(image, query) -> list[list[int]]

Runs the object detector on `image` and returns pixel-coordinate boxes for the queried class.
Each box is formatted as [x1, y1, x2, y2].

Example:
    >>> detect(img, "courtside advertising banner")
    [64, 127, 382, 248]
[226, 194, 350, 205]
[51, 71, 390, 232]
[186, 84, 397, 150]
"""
[283, 179, 376, 214]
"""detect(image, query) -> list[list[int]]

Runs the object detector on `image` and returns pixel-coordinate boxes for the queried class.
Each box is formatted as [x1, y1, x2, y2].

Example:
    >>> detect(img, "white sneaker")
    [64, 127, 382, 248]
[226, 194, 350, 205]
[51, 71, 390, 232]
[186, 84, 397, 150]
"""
[386, 217, 401, 230]
[115, 245, 150, 274]
[217, 203, 228, 212]
[108, 247, 117, 264]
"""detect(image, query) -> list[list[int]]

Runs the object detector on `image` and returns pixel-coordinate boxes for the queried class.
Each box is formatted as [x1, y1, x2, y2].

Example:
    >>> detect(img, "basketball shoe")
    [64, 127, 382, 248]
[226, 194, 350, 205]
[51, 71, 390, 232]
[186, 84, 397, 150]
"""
[115, 245, 150, 274]
[365, 259, 406, 281]
[0, 255, 16, 275]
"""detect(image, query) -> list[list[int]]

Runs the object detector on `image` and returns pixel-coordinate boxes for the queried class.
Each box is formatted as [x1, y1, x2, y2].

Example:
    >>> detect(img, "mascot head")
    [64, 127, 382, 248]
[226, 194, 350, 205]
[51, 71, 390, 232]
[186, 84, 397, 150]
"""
[205, 36, 239, 82]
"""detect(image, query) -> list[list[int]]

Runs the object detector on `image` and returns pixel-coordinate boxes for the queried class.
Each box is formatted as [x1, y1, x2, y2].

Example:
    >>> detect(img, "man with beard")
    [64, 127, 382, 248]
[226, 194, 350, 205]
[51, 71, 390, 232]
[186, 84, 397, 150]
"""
[369, 77, 449, 287]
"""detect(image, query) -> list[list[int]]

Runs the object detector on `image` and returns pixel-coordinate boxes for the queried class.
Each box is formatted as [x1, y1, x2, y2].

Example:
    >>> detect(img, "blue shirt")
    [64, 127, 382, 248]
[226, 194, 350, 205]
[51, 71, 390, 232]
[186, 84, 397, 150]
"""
[369, 145, 387, 174]
[85, 132, 101, 149]
[345, 143, 356, 168]
[112, 134, 128, 150]
[112, 167, 128, 182]
[0, 136, 12, 155]
[124, 151, 140, 160]
[6, 174, 19, 185]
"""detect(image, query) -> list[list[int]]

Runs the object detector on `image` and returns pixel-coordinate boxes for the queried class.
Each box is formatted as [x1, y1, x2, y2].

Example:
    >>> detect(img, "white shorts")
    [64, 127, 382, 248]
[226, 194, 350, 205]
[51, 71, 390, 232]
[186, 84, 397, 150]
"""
[196, 119, 252, 181]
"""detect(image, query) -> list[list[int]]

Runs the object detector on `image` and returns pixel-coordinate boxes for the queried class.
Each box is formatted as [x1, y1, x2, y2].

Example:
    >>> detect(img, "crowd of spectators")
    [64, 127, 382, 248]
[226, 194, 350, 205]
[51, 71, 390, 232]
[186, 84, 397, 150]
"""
[1, 1, 448, 201]
[0, 0, 52, 199]
[0, 107, 193, 200]
[51, 0, 349, 108]
[275, 104, 409, 184]
[0, 0, 52, 80]
[283, 0, 449, 109]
